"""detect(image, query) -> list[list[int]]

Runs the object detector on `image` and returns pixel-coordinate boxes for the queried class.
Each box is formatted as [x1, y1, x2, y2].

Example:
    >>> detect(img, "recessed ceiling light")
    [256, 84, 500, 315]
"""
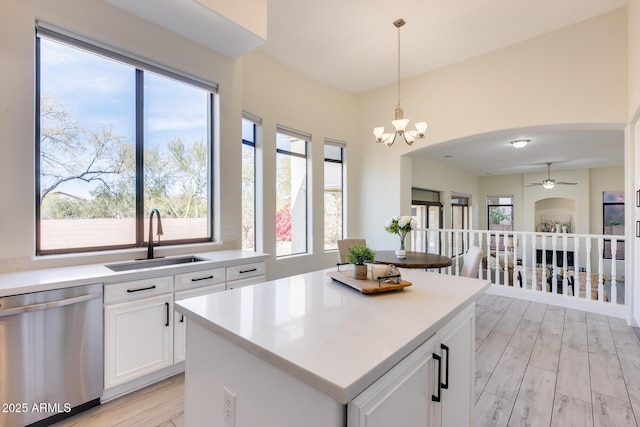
[510, 139, 530, 148]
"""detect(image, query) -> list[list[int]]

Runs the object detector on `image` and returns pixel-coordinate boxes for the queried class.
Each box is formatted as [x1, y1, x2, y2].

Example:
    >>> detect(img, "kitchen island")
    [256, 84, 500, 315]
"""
[175, 267, 489, 427]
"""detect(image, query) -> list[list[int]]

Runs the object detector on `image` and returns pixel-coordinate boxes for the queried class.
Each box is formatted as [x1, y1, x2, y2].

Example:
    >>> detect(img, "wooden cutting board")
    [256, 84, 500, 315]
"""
[327, 270, 412, 294]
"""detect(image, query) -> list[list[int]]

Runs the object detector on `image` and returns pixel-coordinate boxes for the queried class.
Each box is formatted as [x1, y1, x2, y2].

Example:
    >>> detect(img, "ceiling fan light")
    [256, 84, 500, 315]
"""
[510, 139, 530, 148]
[542, 179, 555, 189]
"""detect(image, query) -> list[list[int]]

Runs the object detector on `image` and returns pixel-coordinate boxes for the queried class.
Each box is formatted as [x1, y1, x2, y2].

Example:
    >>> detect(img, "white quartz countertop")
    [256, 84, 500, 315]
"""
[0, 250, 269, 297]
[175, 267, 490, 404]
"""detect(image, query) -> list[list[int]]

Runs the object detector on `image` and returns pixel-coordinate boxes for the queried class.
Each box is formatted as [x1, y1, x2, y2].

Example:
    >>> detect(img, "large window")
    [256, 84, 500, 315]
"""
[451, 195, 470, 255]
[241, 115, 258, 251]
[36, 25, 216, 254]
[487, 195, 514, 250]
[603, 192, 624, 260]
[411, 188, 442, 254]
[275, 127, 308, 257]
[324, 140, 345, 251]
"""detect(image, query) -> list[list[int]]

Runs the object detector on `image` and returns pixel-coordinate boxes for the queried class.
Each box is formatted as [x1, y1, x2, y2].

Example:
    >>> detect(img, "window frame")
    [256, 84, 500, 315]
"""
[451, 195, 469, 256]
[275, 126, 310, 258]
[603, 191, 625, 260]
[35, 24, 218, 255]
[487, 195, 514, 252]
[241, 113, 259, 251]
[323, 139, 345, 252]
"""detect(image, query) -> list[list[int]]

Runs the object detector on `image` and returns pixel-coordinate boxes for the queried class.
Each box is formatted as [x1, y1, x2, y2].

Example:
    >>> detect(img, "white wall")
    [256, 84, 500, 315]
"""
[0, 0, 241, 271]
[241, 50, 358, 279]
[410, 155, 480, 233]
[356, 8, 628, 255]
[628, 0, 640, 325]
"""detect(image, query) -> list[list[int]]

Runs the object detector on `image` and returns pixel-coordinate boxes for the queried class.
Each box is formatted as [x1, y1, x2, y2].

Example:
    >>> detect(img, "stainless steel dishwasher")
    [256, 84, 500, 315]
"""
[0, 283, 103, 427]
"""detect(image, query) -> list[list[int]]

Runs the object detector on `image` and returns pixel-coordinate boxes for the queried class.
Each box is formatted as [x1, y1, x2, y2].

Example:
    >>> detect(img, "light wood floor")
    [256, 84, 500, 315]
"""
[52, 375, 184, 427]
[54, 294, 640, 427]
[475, 293, 640, 427]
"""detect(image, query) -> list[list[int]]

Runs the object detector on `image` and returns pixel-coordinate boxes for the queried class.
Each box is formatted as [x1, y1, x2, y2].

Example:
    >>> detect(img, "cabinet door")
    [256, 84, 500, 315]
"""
[348, 336, 438, 427]
[174, 283, 226, 363]
[105, 293, 173, 389]
[437, 304, 474, 427]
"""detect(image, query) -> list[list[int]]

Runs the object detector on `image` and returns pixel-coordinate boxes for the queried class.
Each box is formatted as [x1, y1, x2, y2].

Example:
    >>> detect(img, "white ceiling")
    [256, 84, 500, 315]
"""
[406, 126, 625, 177]
[261, 0, 628, 94]
[259, 0, 627, 176]
[106, 0, 629, 176]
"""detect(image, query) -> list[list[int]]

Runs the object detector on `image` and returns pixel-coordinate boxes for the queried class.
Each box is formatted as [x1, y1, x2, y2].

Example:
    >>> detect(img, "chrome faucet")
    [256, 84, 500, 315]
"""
[147, 208, 164, 259]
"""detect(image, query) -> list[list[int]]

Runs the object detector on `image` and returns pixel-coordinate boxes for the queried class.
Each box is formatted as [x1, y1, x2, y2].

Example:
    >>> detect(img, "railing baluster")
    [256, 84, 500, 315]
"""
[503, 232, 509, 287]
[586, 237, 593, 301]
[611, 237, 617, 304]
[521, 234, 527, 289]
[541, 235, 548, 293]
[573, 237, 580, 299]
[531, 234, 537, 292]
[597, 237, 604, 302]
[406, 228, 624, 310]
[562, 234, 569, 296]
[551, 234, 558, 294]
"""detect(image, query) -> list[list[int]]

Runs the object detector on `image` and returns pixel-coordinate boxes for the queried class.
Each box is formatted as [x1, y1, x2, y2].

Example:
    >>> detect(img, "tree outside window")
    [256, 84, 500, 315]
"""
[37, 33, 214, 254]
[487, 195, 514, 251]
[324, 142, 344, 251]
[275, 130, 308, 257]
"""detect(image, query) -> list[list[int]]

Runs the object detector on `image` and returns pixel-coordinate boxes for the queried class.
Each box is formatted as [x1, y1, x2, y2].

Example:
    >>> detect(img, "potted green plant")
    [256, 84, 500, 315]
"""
[346, 243, 376, 279]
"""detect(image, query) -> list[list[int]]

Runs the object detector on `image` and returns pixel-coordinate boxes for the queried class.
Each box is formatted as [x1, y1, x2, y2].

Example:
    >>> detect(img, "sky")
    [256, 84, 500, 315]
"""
[40, 37, 209, 198]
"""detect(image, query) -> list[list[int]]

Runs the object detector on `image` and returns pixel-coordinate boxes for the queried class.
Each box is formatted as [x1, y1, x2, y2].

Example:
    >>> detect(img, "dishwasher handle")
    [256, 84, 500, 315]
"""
[0, 292, 102, 317]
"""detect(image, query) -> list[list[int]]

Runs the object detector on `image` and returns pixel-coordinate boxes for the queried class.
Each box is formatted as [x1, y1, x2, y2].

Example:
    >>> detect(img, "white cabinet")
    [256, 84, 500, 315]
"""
[104, 276, 174, 389]
[174, 282, 225, 362]
[435, 304, 474, 427]
[348, 303, 474, 427]
[348, 336, 438, 427]
[103, 258, 267, 397]
[226, 262, 265, 289]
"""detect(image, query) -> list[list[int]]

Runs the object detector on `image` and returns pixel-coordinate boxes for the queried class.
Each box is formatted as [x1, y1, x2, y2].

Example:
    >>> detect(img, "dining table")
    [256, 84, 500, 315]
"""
[374, 250, 452, 269]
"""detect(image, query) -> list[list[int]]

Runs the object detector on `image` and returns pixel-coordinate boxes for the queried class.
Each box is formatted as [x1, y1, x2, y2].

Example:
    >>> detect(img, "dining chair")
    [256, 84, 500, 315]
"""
[337, 239, 367, 264]
[460, 246, 483, 278]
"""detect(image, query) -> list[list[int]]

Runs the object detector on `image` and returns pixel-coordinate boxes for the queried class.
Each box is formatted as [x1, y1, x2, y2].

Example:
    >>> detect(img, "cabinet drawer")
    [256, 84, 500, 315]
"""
[174, 268, 225, 292]
[104, 276, 173, 304]
[226, 262, 265, 282]
[175, 283, 226, 301]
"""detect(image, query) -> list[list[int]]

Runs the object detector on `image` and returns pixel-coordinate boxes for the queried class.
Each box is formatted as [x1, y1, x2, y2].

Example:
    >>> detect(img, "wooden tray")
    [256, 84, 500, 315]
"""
[327, 270, 412, 294]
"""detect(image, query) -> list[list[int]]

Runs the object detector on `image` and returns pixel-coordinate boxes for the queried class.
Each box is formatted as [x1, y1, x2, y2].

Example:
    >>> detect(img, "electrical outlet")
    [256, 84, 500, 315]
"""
[223, 387, 236, 426]
[226, 225, 236, 236]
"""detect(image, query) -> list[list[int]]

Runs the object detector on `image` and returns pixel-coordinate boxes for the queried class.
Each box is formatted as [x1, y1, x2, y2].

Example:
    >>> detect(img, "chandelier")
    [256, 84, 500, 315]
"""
[374, 18, 427, 147]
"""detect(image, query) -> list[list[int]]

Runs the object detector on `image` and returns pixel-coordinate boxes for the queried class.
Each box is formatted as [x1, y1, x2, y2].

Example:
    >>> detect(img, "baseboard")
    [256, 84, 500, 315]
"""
[101, 362, 185, 403]
[486, 284, 630, 320]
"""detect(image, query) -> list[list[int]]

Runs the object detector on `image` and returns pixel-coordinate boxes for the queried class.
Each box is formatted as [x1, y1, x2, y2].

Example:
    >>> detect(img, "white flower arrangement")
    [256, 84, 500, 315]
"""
[385, 215, 417, 236]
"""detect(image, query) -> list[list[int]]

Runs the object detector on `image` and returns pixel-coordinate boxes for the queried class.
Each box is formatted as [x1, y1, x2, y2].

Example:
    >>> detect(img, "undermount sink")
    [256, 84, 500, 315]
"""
[106, 256, 206, 272]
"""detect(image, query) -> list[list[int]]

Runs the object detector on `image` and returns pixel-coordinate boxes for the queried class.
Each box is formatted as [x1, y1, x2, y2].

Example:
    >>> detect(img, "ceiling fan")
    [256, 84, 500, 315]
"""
[526, 163, 577, 189]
